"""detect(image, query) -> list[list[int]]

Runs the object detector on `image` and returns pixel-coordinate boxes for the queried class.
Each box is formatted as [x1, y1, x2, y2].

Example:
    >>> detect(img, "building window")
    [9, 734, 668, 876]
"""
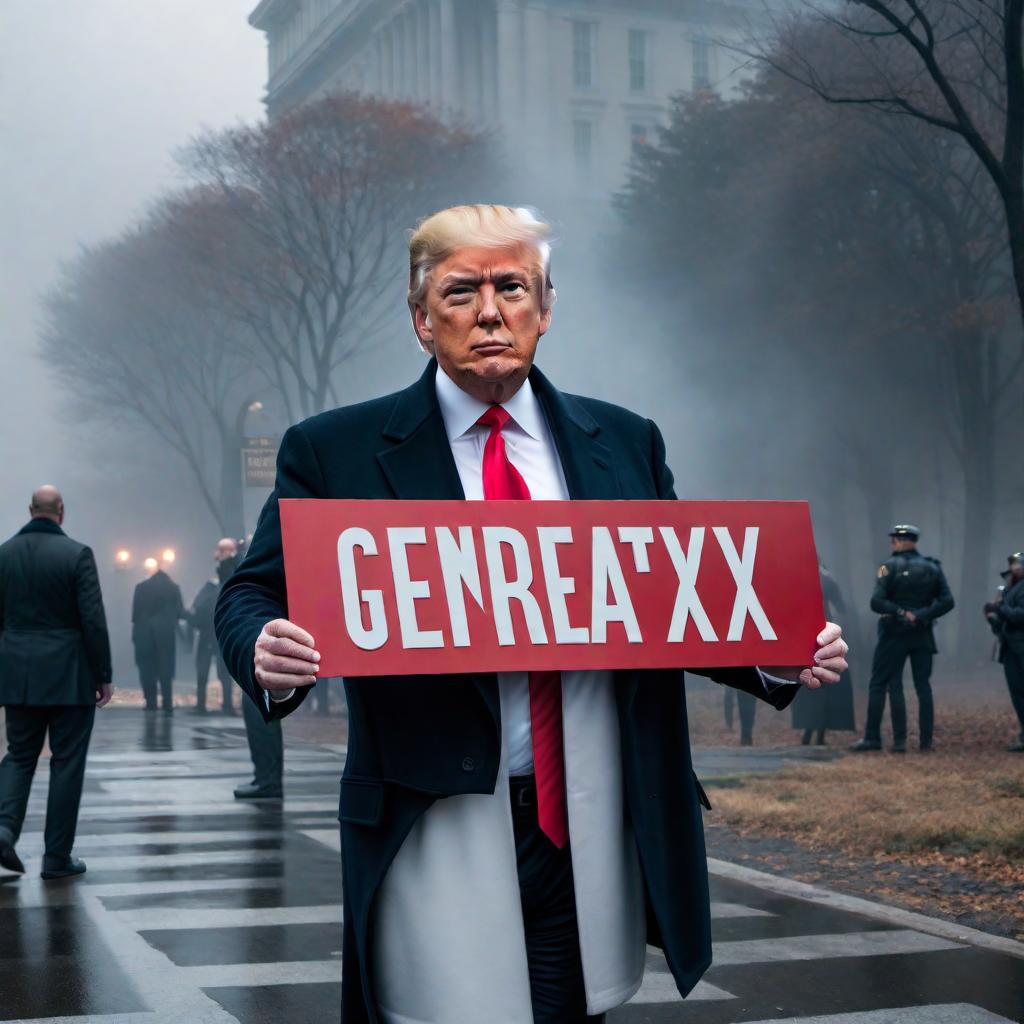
[573, 119, 593, 174]
[573, 21, 594, 89]
[628, 29, 647, 93]
[630, 122, 649, 153]
[693, 39, 711, 91]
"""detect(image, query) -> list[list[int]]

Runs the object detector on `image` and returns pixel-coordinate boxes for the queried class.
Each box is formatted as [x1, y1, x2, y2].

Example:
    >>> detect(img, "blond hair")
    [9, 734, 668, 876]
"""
[407, 205, 556, 312]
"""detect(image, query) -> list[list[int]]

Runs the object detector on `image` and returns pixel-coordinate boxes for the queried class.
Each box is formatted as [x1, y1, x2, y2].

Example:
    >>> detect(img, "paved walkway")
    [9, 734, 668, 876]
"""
[0, 709, 1021, 1023]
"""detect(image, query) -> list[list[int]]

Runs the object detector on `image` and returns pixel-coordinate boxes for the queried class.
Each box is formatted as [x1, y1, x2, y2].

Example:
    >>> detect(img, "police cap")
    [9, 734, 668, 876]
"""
[889, 524, 920, 540]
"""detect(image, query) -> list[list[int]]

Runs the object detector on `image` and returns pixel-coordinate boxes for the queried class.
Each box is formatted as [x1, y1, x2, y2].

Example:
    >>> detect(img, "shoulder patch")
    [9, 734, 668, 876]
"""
[877, 565, 889, 578]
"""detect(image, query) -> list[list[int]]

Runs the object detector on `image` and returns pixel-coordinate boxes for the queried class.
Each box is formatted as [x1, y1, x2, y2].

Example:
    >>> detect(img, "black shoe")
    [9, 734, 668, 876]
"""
[233, 781, 283, 800]
[0, 829, 25, 874]
[161, 705, 174, 714]
[891, 740, 907, 754]
[740, 736, 753, 747]
[849, 739, 881, 752]
[1008, 741, 1024, 752]
[191, 706, 207, 716]
[221, 706, 236, 716]
[919, 743, 933, 753]
[41, 856, 87, 880]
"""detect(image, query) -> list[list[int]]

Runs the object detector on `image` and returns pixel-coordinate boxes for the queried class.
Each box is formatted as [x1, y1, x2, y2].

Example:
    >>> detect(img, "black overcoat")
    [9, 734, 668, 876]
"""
[132, 570, 184, 679]
[216, 361, 798, 1023]
[0, 518, 112, 706]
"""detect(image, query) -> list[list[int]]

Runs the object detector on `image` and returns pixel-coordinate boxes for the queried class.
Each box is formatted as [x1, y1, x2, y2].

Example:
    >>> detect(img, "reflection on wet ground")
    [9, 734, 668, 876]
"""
[0, 708, 1021, 1024]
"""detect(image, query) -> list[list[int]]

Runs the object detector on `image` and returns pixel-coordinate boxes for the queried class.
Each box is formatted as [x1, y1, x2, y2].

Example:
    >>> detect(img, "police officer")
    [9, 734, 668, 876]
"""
[851, 525, 954, 753]
[984, 551, 1024, 752]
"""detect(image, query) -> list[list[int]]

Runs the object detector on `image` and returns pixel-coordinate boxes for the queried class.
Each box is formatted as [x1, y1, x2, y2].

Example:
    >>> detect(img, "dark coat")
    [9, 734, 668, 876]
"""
[870, 549, 955, 653]
[132, 570, 184, 679]
[0, 518, 112, 706]
[216, 360, 799, 1023]
[188, 580, 219, 651]
[991, 577, 1024, 661]
[792, 569, 856, 731]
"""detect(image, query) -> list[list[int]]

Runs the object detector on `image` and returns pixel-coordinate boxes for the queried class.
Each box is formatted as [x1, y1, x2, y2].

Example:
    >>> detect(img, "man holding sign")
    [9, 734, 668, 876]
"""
[216, 205, 847, 1024]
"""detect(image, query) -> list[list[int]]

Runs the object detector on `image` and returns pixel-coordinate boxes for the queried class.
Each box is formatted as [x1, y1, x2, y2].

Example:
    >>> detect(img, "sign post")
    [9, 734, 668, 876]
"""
[242, 437, 278, 489]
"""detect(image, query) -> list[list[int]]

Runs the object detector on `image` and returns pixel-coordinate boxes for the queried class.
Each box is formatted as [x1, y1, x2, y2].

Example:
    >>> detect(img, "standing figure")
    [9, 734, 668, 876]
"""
[723, 687, 757, 746]
[187, 539, 238, 715]
[792, 563, 856, 744]
[132, 562, 184, 712]
[852, 524, 954, 753]
[0, 486, 113, 879]
[984, 551, 1024, 752]
[216, 205, 848, 1023]
[219, 540, 283, 799]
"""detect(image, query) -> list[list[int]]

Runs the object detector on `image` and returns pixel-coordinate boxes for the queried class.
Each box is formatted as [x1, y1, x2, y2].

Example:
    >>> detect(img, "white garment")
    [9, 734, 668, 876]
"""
[372, 368, 647, 1021]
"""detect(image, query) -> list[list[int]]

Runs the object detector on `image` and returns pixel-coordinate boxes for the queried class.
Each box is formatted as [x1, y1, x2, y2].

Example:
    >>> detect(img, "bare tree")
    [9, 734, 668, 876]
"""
[749, 0, 1024, 326]
[41, 215, 259, 536]
[177, 93, 487, 421]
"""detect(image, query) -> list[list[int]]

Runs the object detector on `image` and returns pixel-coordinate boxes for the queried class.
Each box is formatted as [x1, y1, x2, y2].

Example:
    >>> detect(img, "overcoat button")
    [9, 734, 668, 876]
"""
[461, 757, 476, 772]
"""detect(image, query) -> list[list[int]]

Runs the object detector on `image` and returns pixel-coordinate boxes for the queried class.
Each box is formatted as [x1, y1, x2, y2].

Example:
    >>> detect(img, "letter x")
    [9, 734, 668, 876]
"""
[712, 527, 778, 641]
[660, 527, 718, 642]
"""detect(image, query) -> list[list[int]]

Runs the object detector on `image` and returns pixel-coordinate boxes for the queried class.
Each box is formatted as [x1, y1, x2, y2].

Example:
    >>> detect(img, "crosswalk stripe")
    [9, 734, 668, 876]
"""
[178, 959, 342, 987]
[17, 829, 286, 848]
[709, 901, 774, 919]
[713, 929, 962, 965]
[111, 905, 344, 930]
[736, 1005, 1016, 1024]
[1, 1014, 159, 1024]
[629, 973, 734, 1003]
[6, 877, 287, 908]
[75, 848, 284, 871]
[21, 798, 340, 821]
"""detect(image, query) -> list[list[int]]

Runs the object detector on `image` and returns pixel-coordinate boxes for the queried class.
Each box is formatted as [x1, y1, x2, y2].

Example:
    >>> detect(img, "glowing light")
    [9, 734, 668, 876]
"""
[161, 548, 176, 564]
[115, 549, 131, 565]
[143, 557, 159, 573]
[248, 401, 264, 412]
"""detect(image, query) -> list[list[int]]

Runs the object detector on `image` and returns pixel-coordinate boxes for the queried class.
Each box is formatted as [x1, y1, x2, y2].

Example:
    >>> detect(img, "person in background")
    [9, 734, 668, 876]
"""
[186, 539, 238, 715]
[985, 551, 1024, 752]
[851, 524, 954, 753]
[220, 538, 284, 799]
[0, 486, 113, 879]
[132, 559, 185, 712]
[723, 686, 757, 746]
[791, 562, 856, 744]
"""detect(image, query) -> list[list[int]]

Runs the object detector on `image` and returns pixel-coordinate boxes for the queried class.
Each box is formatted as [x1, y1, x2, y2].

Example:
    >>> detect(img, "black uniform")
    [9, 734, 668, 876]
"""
[188, 579, 234, 713]
[792, 568, 856, 740]
[988, 576, 1024, 745]
[132, 570, 184, 711]
[0, 519, 111, 866]
[863, 550, 954, 748]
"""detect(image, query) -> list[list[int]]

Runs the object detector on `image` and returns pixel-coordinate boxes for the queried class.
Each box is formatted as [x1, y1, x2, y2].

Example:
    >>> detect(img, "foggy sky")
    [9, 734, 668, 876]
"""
[0, 1, 265, 541]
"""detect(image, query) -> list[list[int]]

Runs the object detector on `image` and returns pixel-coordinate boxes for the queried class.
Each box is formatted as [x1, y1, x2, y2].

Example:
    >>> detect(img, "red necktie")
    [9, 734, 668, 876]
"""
[477, 406, 569, 849]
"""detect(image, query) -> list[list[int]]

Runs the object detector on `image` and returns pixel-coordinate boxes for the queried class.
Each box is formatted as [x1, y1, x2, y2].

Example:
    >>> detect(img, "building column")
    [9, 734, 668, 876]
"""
[417, 0, 432, 106]
[522, 3, 548, 152]
[438, 0, 457, 113]
[495, 0, 523, 121]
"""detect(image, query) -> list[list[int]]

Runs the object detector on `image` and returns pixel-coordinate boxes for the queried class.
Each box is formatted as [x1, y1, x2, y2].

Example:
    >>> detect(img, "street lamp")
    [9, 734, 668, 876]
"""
[161, 548, 176, 565]
[143, 557, 159, 575]
[115, 549, 131, 570]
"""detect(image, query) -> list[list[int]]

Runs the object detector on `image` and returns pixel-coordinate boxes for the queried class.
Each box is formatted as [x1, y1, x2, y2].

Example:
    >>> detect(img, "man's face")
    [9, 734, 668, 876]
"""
[414, 243, 552, 403]
[215, 540, 237, 564]
[1010, 559, 1024, 582]
[890, 536, 916, 553]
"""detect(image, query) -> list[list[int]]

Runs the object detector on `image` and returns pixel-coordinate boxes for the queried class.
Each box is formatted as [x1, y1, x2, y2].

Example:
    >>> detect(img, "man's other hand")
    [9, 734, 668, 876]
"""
[762, 622, 848, 689]
[95, 683, 113, 708]
[255, 619, 320, 692]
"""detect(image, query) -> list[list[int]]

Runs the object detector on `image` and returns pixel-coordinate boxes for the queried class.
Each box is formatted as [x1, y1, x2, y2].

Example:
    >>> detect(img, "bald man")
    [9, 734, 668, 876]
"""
[0, 487, 113, 879]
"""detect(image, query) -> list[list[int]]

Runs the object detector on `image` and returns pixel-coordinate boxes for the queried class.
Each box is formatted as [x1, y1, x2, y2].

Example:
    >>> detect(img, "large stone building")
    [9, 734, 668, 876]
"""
[248, 0, 766, 197]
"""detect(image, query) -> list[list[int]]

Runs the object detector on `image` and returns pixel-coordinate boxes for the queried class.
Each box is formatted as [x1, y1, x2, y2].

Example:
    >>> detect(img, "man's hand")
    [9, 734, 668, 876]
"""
[255, 619, 320, 693]
[762, 622, 848, 690]
[96, 683, 113, 708]
[899, 609, 918, 624]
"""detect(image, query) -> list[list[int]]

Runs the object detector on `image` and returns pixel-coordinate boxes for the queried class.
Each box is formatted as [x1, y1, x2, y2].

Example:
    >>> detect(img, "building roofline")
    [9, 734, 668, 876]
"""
[249, 0, 296, 31]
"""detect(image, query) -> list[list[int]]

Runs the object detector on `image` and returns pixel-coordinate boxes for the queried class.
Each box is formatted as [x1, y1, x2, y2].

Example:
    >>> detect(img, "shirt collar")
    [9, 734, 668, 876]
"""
[435, 364, 545, 441]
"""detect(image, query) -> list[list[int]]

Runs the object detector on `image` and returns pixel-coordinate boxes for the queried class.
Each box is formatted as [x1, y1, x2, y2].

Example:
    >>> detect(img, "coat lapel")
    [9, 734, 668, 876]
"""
[375, 360, 466, 501]
[529, 366, 621, 501]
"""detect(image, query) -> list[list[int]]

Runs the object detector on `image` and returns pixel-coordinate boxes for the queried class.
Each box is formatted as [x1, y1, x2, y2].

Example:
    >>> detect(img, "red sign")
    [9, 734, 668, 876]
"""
[280, 500, 824, 677]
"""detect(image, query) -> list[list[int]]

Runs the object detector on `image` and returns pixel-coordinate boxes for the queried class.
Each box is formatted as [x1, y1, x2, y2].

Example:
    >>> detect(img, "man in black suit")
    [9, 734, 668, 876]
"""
[217, 205, 847, 1023]
[186, 539, 238, 715]
[132, 561, 184, 712]
[0, 486, 113, 879]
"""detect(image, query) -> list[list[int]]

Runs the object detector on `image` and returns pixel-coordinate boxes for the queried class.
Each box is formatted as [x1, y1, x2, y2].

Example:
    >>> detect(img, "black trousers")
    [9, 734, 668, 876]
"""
[195, 637, 234, 712]
[1003, 647, 1024, 742]
[138, 660, 173, 710]
[865, 634, 934, 745]
[0, 704, 95, 858]
[240, 686, 283, 787]
[723, 688, 756, 742]
[511, 778, 605, 1024]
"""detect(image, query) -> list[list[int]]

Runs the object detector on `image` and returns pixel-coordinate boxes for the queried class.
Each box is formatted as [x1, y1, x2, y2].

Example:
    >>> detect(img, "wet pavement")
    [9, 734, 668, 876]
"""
[0, 708, 1021, 1024]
